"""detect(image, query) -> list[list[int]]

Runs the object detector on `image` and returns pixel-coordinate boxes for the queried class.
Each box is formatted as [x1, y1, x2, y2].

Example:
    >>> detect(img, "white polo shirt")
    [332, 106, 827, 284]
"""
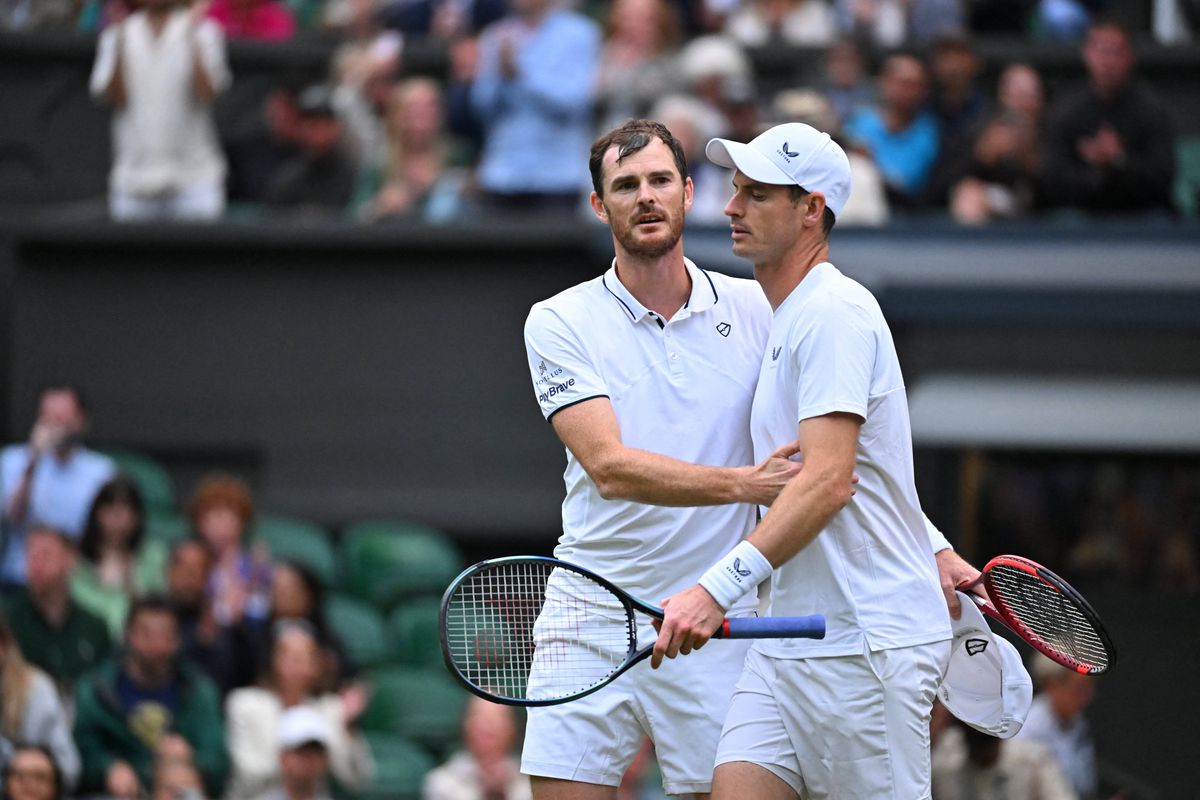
[525, 259, 770, 610]
[751, 262, 951, 658]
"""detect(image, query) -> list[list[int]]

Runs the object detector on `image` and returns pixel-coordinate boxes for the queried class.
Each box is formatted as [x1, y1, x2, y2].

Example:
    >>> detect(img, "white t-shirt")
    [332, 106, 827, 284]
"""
[90, 10, 230, 196]
[524, 259, 770, 609]
[751, 262, 951, 657]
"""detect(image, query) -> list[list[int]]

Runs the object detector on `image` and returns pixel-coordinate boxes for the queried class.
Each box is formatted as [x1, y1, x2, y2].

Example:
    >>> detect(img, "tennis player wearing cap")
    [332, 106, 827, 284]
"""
[652, 122, 963, 799]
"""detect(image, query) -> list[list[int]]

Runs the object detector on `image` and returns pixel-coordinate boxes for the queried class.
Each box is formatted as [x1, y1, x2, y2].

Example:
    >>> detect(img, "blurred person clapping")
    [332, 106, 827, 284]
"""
[423, 697, 530, 800]
[90, 0, 231, 221]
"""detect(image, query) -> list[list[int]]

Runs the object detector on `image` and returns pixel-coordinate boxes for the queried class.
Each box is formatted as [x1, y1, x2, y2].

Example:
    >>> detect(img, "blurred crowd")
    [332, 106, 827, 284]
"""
[4, 0, 1196, 225]
[0, 383, 534, 800]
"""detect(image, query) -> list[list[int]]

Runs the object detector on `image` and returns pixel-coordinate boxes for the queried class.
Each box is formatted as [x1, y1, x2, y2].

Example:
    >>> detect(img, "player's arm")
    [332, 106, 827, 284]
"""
[649, 411, 858, 667]
[551, 397, 802, 508]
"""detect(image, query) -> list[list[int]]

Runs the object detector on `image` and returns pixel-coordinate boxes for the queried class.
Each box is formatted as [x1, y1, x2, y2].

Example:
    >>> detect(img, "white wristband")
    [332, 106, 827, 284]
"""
[698, 540, 772, 611]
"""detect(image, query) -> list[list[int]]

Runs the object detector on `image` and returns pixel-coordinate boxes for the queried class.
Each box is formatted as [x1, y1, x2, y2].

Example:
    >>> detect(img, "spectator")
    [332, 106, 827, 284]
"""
[726, 0, 835, 48]
[331, 20, 402, 178]
[833, 0, 964, 47]
[932, 715, 1077, 800]
[164, 538, 248, 695]
[469, 0, 601, 215]
[206, 0, 296, 40]
[1015, 654, 1100, 800]
[361, 78, 466, 222]
[1040, 18, 1176, 215]
[820, 37, 874, 128]
[675, 34, 753, 137]
[1, 746, 63, 800]
[1, 384, 115, 588]
[263, 85, 359, 215]
[595, 0, 682, 132]
[924, 32, 989, 206]
[260, 707, 337, 800]
[70, 475, 168, 639]
[845, 52, 940, 207]
[150, 737, 207, 800]
[423, 697, 530, 800]
[224, 74, 313, 203]
[224, 621, 372, 800]
[89, 0, 231, 221]
[187, 475, 272, 632]
[0, 616, 79, 790]
[74, 595, 228, 798]
[951, 63, 1046, 224]
[252, 561, 356, 691]
[2, 527, 111, 700]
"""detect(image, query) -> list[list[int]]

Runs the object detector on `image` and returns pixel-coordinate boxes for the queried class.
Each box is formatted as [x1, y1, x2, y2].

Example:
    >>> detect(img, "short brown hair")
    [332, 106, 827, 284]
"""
[188, 474, 254, 527]
[589, 119, 689, 198]
[787, 185, 837, 239]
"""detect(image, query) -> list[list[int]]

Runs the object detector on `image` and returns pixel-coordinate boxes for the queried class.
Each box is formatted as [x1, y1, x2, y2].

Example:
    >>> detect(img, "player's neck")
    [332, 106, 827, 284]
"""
[754, 240, 829, 310]
[614, 249, 691, 321]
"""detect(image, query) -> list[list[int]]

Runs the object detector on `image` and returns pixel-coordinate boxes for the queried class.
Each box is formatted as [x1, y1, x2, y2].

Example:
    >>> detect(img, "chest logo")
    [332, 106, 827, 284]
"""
[965, 638, 989, 656]
[771, 346, 782, 361]
[716, 322, 731, 337]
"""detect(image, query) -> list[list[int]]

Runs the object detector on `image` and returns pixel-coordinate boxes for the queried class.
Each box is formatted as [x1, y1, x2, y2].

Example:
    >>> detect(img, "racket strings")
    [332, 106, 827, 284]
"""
[444, 562, 637, 702]
[988, 564, 1111, 671]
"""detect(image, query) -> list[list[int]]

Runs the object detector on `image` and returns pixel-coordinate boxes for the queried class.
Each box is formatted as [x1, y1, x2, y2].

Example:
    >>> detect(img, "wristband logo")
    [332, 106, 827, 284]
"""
[730, 558, 753, 579]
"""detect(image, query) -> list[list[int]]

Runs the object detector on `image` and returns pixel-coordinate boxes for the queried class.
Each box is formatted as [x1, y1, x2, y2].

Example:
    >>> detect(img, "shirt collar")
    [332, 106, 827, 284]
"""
[777, 261, 836, 315]
[602, 257, 720, 324]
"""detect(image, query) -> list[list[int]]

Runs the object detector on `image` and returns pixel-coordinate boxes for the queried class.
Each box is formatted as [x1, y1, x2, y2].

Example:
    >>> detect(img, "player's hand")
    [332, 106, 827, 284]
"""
[742, 440, 804, 506]
[650, 585, 723, 669]
[938, 549, 982, 619]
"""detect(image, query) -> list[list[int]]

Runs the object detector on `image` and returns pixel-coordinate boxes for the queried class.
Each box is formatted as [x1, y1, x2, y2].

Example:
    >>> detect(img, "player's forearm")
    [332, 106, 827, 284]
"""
[589, 447, 750, 507]
[747, 464, 852, 567]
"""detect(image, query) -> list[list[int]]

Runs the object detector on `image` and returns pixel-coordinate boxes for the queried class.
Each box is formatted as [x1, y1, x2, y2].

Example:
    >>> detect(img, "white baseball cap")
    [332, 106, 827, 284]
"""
[938, 591, 1034, 740]
[705, 122, 852, 217]
[278, 706, 332, 751]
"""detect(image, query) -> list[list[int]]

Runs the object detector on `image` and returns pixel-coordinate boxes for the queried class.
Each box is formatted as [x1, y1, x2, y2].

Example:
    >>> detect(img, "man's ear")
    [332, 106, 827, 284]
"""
[806, 192, 828, 227]
[589, 192, 608, 223]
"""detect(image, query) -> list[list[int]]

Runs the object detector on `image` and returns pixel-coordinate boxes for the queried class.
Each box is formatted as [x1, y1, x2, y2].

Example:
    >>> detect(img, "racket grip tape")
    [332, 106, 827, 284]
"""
[720, 615, 825, 640]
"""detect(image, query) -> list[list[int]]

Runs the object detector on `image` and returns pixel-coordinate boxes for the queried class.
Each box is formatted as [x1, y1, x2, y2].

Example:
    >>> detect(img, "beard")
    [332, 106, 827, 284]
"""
[609, 201, 685, 259]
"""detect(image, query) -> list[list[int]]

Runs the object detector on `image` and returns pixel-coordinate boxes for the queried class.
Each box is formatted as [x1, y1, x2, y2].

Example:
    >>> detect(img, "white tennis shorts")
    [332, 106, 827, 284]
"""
[521, 617, 752, 795]
[715, 640, 951, 799]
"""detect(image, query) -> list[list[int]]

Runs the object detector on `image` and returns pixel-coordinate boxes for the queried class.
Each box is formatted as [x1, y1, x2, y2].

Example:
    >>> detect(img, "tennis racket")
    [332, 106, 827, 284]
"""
[440, 555, 825, 706]
[959, 554, 1116, 675]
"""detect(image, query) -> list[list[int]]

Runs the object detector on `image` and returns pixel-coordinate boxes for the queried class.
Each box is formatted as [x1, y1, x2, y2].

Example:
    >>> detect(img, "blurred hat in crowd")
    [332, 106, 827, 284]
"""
[278, 706, 332, 751]
[937, 591, 1034, 739]
[678, 35, 752, 86]
[706, 121, 851, 216]
[772, 89, 838, 135]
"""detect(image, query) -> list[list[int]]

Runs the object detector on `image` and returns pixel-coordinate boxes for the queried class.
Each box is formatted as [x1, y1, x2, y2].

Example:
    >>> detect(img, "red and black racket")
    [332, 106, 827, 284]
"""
[960, 554, 1116, 675]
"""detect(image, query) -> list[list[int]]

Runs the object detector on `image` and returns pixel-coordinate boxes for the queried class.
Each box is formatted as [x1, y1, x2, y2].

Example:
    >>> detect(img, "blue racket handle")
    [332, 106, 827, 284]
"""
[720, 615, 825, 640]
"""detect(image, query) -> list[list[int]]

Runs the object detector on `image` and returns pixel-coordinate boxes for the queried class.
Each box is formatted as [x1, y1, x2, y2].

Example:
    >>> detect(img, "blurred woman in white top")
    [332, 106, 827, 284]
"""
[90, 0, 231, 221]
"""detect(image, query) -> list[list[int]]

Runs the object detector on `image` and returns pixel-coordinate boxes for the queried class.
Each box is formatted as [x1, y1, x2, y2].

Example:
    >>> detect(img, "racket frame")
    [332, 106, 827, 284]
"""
[967, 554, 1117, 676]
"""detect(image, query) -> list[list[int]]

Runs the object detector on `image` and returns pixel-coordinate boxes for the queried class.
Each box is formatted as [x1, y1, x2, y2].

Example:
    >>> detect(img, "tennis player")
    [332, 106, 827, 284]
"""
[652, 122, 963, 799]
[521, 119, 804, 800]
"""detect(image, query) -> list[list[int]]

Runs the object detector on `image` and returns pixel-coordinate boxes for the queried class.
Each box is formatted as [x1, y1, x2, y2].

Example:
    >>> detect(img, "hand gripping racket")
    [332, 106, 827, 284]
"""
[440, 556, 825, 706]
[959, 554, 1116, 675]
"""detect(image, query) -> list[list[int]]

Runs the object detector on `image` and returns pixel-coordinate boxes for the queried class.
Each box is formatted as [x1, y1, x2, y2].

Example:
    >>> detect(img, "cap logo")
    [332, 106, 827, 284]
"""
[965, 638, 989, 656]
[778, 142, 799, 161]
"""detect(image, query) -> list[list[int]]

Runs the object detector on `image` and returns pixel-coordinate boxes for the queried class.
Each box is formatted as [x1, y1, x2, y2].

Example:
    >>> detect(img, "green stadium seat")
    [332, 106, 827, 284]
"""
[354, 733, 437, 800]
[325, 594, 391, 669]
[251, 514, 337, 586]
[1175, 136, 1200, 219]
[339, 521, 463, 608]
[388, 597, 443, 668]
[359, 665, 468, 756]
[101, 448, 176, 513]
[144, 509, 190, 544]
